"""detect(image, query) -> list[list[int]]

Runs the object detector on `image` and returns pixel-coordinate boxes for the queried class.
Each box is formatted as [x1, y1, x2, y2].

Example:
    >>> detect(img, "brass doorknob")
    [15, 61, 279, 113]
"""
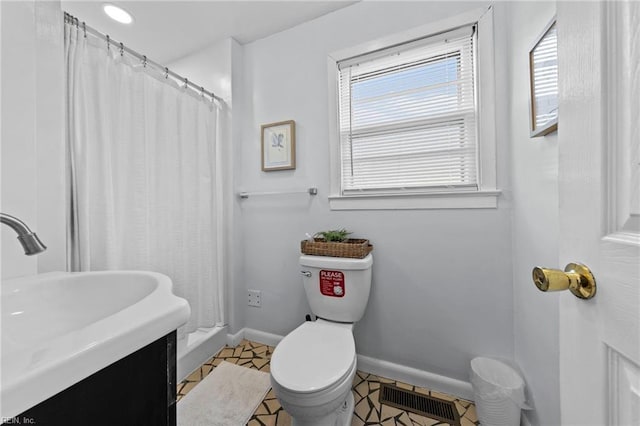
[532, 263, 597, 299]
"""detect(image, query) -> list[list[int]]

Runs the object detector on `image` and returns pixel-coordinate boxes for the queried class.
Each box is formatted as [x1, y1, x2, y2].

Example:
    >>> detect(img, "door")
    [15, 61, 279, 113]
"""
[557, 1, 640, 425]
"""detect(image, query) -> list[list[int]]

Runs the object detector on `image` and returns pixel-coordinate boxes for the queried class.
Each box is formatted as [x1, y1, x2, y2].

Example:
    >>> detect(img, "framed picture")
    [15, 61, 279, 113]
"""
[529, 17, 558, 138]
[261, 120, 296, 171]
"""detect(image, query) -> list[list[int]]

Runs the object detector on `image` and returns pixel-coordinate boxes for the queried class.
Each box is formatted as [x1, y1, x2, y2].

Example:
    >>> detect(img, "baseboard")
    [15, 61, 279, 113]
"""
[244, 328, 284, 347]
[226, 328, 283, 348]
[226, 328, 245, 347]
[357, 355, 474, 401]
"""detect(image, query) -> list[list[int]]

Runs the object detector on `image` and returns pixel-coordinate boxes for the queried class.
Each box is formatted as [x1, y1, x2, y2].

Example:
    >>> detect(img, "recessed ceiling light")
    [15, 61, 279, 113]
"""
[103, 4, 133, 24]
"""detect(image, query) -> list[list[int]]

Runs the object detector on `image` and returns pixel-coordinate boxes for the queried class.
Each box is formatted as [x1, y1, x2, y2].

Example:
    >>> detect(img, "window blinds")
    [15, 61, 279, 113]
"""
[531, 23, 558, 128]
[337, 26, 478, 195]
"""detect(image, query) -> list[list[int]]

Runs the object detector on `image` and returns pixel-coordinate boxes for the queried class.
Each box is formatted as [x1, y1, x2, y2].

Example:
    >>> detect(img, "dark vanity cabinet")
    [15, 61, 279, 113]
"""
[3, 332, 177, 426]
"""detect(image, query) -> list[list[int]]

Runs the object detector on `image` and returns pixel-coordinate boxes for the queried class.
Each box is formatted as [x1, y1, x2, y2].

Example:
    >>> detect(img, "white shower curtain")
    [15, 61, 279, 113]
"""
[65, 22, 225, 337]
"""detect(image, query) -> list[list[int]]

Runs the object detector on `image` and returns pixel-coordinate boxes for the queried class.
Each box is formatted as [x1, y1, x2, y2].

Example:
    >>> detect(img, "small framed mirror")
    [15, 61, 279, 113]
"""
[529, 17, 558, 138]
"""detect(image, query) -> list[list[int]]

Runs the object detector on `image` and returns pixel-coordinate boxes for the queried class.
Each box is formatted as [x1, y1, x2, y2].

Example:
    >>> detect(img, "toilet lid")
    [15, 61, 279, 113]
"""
[270, 321, 356, 394]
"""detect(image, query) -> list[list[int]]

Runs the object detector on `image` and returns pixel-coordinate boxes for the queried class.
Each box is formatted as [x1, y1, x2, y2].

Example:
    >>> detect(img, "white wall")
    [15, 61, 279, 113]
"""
[508, 2, 560, 426]
[237, 1, 514, 383]
[1, 1, 66, 279]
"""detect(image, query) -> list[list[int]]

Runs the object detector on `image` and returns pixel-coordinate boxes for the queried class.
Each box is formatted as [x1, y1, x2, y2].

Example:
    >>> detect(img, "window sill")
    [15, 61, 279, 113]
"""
[328, 190, 501, 210]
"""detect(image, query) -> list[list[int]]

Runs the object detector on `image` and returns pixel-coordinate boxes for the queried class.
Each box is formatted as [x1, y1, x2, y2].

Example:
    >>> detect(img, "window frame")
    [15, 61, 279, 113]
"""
[327, 6, 500, 210]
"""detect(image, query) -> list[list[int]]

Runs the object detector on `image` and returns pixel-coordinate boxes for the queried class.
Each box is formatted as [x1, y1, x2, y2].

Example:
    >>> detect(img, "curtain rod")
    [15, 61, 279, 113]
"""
[63, 12, 223, 103]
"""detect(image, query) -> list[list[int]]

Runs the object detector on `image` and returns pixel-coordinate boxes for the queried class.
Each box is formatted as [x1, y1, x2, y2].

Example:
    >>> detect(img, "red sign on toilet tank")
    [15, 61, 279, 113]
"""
[319, 270, 345, 298]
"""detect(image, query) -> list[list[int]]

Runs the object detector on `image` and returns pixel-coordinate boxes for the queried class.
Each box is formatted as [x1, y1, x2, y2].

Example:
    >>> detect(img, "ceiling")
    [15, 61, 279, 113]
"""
[62, 1, 357, 63]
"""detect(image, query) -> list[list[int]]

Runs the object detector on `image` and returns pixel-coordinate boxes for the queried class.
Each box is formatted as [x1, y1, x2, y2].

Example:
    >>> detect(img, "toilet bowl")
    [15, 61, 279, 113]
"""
[270, 254, 373, 425]
[270, 320, 357, 426]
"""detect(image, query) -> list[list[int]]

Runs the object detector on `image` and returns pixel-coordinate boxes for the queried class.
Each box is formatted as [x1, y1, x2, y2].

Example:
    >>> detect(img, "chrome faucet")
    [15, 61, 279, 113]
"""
[0, 213, 47, 255]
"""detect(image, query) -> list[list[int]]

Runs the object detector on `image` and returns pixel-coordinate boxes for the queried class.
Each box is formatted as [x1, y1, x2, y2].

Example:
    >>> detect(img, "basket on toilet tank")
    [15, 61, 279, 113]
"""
[300, 238, 373, 259]
[300, 254, 373, 323]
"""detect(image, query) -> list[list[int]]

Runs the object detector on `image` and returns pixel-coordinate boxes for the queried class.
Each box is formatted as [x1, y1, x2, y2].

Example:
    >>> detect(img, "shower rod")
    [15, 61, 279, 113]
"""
[63, 12, 223, 103]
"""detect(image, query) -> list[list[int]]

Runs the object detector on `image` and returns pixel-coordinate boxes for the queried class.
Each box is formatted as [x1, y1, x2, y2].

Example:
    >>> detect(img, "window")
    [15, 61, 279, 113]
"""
[339, 27, 477, 194]
[328, 8, 499, 210]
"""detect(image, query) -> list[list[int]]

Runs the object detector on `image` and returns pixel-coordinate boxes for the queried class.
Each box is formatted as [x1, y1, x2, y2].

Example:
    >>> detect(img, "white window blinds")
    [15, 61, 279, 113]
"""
[337, 26, 478, 195]
[531, 22, 558, 129]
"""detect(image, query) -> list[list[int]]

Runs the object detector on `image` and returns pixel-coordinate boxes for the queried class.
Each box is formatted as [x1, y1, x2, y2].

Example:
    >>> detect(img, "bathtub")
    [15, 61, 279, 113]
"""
[176, 325, 228, 381]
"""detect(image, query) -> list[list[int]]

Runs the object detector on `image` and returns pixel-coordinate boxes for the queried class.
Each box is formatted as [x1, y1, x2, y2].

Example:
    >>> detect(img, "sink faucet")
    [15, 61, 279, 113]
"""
[1, 213, 47, 255]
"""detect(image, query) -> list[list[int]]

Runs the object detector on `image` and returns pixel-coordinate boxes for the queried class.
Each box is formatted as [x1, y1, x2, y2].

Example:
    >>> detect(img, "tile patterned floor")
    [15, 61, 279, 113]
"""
[177, 339, 479, 426]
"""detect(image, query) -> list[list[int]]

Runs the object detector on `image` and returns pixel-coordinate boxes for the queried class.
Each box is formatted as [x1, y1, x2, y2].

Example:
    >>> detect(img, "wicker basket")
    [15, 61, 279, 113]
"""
[300, 238, 373, 259]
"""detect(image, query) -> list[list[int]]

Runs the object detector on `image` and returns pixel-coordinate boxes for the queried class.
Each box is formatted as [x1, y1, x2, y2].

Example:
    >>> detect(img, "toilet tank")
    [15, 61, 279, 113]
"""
[299, 254, 373, 323]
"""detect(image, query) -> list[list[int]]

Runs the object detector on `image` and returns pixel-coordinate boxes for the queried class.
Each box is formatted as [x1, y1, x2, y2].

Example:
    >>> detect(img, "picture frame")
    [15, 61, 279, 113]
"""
[529, 17, 558, 138]
[261, 120, 296, 171]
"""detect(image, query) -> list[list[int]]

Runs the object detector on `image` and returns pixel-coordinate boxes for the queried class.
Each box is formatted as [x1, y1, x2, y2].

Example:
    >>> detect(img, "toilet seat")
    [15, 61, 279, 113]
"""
[271, 321, 356, 394]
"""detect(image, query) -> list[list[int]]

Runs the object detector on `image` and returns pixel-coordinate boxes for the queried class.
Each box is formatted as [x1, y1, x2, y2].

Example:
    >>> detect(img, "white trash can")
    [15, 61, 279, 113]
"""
[470, 357, 529, 426]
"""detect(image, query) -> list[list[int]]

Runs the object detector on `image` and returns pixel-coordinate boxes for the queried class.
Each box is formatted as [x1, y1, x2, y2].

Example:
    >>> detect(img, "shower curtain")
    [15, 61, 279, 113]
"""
[65, 22, 225, 338]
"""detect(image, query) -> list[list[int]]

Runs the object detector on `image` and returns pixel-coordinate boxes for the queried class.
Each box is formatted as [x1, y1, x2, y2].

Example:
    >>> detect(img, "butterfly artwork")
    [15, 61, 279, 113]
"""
[271, 132, 285, 150]
[261, 120, 296, 171]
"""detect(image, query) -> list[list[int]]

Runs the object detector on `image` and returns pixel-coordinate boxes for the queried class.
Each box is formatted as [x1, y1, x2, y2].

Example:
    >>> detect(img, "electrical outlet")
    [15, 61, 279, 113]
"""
[248, 289, 261, 307]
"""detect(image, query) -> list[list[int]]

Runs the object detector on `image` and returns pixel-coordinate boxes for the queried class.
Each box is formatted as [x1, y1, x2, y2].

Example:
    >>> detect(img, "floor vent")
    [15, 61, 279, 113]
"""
[379, 383, 461, 425]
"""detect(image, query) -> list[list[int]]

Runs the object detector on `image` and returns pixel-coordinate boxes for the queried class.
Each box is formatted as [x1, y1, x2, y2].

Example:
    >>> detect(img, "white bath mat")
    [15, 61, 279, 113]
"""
[177, 361, 271, 426]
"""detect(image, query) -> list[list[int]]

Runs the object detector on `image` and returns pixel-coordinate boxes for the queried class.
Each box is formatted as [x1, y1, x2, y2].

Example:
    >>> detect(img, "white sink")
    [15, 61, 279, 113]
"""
[1, 271, 190, 419]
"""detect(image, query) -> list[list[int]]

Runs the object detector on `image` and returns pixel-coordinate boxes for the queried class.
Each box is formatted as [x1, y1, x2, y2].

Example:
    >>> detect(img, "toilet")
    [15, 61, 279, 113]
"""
[270, 254, 373, 426]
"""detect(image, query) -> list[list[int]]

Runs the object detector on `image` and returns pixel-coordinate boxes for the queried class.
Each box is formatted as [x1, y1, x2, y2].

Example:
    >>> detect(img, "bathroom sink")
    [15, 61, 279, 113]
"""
[1, 271, 190, 419]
